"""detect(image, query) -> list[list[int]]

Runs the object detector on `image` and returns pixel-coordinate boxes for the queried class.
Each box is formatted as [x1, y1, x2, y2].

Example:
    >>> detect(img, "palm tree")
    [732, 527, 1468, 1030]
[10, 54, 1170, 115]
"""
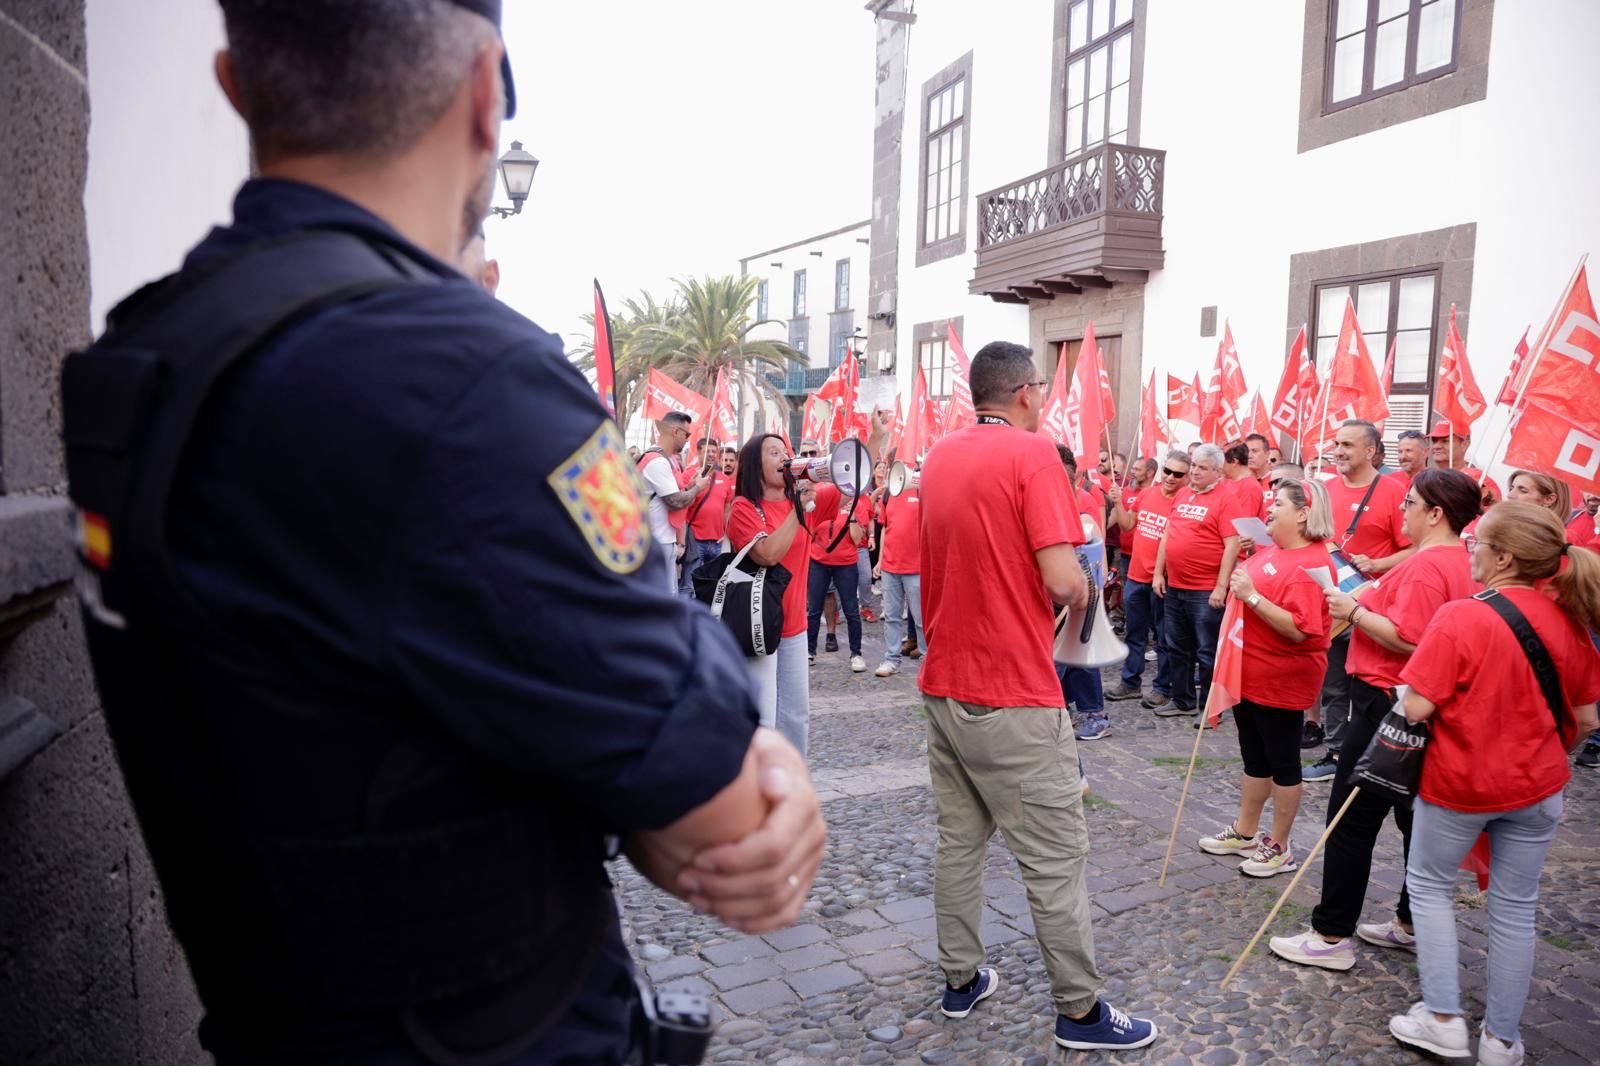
[569, 291, 681, 435]
[651, 274, 805, 436]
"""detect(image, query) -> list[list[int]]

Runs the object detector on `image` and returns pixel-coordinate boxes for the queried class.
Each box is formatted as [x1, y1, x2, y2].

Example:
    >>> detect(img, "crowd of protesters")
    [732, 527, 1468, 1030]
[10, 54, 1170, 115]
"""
[633, 334, 1600, 1061]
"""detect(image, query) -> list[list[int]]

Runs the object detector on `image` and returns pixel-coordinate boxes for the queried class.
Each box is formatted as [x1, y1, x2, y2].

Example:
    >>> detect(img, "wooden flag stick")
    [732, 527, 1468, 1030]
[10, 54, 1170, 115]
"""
[1158, 713, 1209, 887]
[1219, 785, 1362, 990]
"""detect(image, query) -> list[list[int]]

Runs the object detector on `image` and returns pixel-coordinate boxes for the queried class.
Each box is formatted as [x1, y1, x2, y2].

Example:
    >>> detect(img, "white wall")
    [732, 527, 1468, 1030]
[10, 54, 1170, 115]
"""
[1138, 0, 1600, 468]
[85, 0, 250, 331]
[740, 221, 871, 369]
[890, 0, 1046, 399]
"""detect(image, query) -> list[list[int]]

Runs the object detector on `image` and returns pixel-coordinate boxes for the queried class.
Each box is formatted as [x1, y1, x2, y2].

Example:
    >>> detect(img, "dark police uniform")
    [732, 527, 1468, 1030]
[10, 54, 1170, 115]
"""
[61, 179, 760, 1064]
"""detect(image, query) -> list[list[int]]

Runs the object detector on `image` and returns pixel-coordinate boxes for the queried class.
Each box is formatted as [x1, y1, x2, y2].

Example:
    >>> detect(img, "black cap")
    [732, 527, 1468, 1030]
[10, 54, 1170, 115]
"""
[443, 0, 516, 117]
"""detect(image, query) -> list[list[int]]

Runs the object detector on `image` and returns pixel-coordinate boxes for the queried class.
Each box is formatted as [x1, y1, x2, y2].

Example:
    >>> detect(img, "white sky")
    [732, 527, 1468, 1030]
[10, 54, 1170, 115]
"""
[491, 1, 877, 353]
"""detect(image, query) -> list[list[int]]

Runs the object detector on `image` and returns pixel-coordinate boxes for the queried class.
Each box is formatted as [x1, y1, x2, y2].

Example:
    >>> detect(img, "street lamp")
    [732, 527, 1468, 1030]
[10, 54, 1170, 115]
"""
[490, 140, 539, 219]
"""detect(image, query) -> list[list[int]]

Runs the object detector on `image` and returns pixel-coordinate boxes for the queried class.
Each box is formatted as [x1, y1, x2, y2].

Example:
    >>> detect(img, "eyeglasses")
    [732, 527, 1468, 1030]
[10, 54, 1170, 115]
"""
[1010, 379, 1049, 393]
[799, 451, 819, 458]
[1269, 478, 1285, 489]
[1462, 534, 1496, 552]
[1161, 467, 1188, 479]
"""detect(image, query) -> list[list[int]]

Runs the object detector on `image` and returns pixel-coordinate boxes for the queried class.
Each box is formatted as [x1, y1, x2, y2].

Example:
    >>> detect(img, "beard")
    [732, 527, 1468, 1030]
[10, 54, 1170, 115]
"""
[458, 158, 497, 253]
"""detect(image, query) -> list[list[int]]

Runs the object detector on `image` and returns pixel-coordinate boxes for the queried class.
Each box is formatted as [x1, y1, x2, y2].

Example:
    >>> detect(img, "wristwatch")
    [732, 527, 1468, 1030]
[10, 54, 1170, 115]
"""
[1246, 593, 1262, 608]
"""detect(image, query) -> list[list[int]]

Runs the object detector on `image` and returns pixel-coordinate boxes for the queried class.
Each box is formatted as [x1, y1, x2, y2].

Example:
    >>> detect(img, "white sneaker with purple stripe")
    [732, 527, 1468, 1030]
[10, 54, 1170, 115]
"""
[1356, 919, 1417, 952]
[1268, 929, 1356, 971]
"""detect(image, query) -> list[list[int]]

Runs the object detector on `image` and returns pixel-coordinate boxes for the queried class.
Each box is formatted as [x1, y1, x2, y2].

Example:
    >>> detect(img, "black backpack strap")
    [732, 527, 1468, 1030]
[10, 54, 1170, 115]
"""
[65, 229, 430, 611]
[1339, 475, 1383, 549]
[1474, 589, 1567, 732]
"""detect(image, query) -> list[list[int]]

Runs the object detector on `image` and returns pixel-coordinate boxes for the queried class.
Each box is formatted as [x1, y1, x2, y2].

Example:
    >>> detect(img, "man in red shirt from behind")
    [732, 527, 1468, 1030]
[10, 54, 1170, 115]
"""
[1151, 443, 1241, 718]
[1224, 441, 1267, 525]
[918, 341, 1156, 1052]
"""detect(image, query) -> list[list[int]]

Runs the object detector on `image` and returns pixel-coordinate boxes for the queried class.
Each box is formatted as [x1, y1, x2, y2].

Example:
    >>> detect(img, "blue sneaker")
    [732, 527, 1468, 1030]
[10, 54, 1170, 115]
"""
[1303, 754, 1339, 782]
[939, 966, 999, 1019]
[1054, 999, 1157, 1050]
[1075, 714, 1112, 741]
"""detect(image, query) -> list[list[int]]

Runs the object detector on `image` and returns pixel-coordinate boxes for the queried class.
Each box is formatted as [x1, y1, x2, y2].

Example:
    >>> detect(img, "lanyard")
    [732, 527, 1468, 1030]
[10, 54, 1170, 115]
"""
[976, 415, 1011, 426]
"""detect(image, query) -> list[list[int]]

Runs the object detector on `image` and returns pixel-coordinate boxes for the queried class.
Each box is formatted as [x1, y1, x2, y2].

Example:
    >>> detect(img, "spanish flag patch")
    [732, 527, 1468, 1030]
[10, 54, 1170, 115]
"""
[78, 510, 113, 571]
[548, 421, 651, 574]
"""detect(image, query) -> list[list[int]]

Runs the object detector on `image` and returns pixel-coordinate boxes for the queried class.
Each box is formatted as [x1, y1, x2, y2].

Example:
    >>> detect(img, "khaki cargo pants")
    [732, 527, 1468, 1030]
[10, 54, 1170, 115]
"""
[923, 694, 1101, 1016]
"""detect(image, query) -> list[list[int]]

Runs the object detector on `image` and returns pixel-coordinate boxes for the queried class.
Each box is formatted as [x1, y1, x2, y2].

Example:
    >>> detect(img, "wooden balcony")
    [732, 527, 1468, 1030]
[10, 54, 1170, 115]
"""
[969, 142, 1165, 303]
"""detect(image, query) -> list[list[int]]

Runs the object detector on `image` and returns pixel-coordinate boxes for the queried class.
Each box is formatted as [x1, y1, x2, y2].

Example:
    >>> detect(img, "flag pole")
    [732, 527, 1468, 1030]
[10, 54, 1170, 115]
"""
[1220, 786, 1363, 990]
[1308, 376, 1333, 478]
[1472, 253, 1590, 487]
[1158, 718, 1208, 887]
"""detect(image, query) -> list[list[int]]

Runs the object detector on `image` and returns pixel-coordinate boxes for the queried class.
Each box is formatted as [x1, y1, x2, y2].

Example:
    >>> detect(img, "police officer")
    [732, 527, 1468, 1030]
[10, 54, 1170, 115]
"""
[59, 2, 824, 1063]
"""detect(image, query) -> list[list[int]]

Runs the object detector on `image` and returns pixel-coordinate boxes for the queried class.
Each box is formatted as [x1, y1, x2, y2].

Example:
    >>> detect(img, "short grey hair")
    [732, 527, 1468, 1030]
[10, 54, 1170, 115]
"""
[1162, 449, 1191, 468]
[1270, 462, 1305, 480]
[220, 0, 496, 162]
[1191, 443, 1225, 469]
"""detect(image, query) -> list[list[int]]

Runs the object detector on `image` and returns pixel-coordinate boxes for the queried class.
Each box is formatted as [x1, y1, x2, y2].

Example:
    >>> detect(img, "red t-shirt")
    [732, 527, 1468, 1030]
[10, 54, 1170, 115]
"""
[1565, 509, 1598, 547]
[1227, 474, 1266, 523]
[879, 488, 922, 574]
[1075, 488, 1104, 540]
[1463, 465, 1502, 505]
[807, 484, 869, 566]
[1403, 588, 1600, 813]
[1258, 475, 1276, 513]
[918, 425, 1084, 708]
[1126, 485, 1178, 583]
[728, 495, 810, 639]
[1387, 470, 1413, 491]
[1346, 544, 1477, 689]
[689, 471, 733, 542]
[1324, 472, 1411, 562]
[1238, 543, 1333, 709]
[1163, 484, 1239, 591]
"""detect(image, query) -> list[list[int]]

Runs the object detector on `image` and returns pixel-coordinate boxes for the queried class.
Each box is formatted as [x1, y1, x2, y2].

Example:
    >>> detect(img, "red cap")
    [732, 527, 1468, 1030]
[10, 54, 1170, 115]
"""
[1427, 420, 1467, 440]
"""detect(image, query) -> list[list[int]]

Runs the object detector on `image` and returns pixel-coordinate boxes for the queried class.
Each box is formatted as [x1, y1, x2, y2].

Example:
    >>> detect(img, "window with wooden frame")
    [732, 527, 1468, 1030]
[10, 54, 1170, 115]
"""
[1325, 0, 1462, 112]
[789, 318, 809, 358]
[831, 331, 851, 369]
[834, 259, 850, 311]
[923, 79, 966, 249]
[1063, 0, 1135, 157]
[793, 270, 807, 318]
[755, 279, 768, 321]
[919, 336, 953, 400]
[1311, 268, 1441, 396]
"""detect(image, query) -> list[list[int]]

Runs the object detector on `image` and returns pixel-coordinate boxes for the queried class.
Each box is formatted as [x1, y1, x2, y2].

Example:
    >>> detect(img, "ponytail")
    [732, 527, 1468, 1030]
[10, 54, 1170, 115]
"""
[1551, 546, 1600, 634]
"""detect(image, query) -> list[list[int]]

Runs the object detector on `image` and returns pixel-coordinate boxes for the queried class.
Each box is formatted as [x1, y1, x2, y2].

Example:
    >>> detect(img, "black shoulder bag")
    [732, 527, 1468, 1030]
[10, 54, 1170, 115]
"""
[693, 502, 791, 656]
[1474, 588, 1567, 733]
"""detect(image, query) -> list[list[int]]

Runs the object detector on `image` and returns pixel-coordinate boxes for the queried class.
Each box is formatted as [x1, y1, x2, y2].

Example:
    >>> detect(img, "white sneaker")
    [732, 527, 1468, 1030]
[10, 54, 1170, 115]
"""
[1388, 1002, 1468, 1059]
[1356, 919, 1418, 952]
[1477, 1026, 1525, 1066]
[1197, 823, 1260, 855]
[1268, 929, 1355, 971]
[874, 660, 897, 677]
[850, 655, 867, 673]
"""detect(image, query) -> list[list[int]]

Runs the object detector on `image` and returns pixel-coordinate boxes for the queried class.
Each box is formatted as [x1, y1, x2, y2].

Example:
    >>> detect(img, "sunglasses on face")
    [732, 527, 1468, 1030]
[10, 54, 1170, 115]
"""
[800, 450, 819, 458]
[1010, 379, 1049, 393]
[1161, 467, 1187, 479]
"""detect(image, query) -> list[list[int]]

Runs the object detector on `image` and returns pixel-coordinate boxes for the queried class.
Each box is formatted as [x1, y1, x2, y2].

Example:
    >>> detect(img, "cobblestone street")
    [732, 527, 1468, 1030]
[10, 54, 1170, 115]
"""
[616, 624, 1600, 1065]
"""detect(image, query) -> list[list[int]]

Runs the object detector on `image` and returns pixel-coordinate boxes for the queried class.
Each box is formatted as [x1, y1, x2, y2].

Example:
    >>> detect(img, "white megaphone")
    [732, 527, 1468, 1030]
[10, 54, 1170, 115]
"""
[789, 439, 874, 511]
[887, 460, 919, 497]
[1053, 536, 1128, 669]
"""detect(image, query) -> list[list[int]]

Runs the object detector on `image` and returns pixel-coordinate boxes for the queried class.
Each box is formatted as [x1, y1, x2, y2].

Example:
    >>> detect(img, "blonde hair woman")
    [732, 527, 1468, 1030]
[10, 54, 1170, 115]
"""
[1387, 502, 1600, 1064]
[1197, 479, 1335, 876]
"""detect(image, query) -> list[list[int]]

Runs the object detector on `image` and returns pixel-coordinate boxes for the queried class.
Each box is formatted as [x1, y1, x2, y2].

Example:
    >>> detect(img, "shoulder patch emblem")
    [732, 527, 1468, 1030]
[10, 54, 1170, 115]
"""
[548, 421, 651, 574]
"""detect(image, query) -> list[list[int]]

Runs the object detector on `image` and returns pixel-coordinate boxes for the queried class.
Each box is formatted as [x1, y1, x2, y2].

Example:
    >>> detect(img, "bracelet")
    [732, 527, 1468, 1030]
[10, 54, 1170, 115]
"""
[1350, 605, 1366, 626]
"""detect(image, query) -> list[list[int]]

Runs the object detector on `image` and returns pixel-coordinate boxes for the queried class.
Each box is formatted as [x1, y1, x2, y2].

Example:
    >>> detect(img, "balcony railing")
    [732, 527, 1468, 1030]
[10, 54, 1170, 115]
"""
[978, 142, 1163, 248]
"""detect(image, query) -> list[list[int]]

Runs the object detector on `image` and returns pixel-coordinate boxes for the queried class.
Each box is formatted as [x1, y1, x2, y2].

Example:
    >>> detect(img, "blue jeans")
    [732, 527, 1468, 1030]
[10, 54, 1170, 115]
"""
[675, 530, 697, 597]
[748, 632, 811, 756]
[1163, 587, 1223, 710]
[807, 560, 862, 655]
[1120, 577, 1170, 694]
[881, 570, 924, 664]
[1408, 794, 1564, 1044]
[688, 535, 722, 587]
[1056, 663, 1104, 715]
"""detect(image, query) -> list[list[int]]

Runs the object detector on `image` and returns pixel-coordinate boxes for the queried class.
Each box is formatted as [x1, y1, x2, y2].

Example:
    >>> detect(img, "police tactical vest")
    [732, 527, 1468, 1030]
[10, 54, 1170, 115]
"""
[60, 229, 612, 1061]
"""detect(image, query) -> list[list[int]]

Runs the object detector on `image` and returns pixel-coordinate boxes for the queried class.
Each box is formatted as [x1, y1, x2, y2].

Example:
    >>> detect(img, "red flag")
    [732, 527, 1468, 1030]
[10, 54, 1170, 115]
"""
[1325, 297, 1390, 424]
[1204, 596, 1245, 728]
[1517, 264, 1600, 428]
[642, 368, 712, 422]
[1496, 328, 1531, 407]
[1295, 354, 1322, 447]
[1064, 324, 1108, 457]
[801, 394, 828, 444]
[902, 365, 933, 463]
[1463, 833, 1491, 892]
[1201, 323, 1247, 443]
[592, 280, 617, 415]
[1433, 304, 1486, 434]
[1504, 399, 1600, 496]
[1380, 334, 1396, 396]
[1247, 389, 1271, 438]
[1216, 321, 1249, 409]
[815, 359, 849, 402]
[709, 367, 738, 440]
[1167, 373, 1202, 424]
[889, 394, 905, 456]
[1139, 371, 1168, 460]
[1269, 326, 1311, 439]
[1039, 341, 1075, 446]
[945, 323, 976, 432]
